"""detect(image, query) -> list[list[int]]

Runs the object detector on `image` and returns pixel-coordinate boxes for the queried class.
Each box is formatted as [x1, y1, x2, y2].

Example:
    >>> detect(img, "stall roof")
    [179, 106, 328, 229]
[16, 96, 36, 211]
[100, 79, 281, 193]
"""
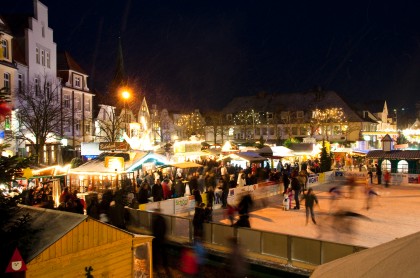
[169, 162, 204, 169]
[70, 151, 169, 174]
[366, 150, 420, 159]
[231, 151, 268, 162]
[257, 146, 295, 157]
[288, 143, 317, 156]
[16, 206, 88, 262]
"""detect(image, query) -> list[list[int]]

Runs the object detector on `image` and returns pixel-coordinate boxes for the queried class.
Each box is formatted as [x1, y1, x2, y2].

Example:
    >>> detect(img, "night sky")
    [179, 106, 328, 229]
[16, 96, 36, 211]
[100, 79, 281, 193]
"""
[4, 0, 420, 113]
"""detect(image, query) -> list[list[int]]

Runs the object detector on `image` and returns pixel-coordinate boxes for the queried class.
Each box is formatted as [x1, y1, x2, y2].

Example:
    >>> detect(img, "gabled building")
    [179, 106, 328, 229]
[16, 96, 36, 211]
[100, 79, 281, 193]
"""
[57, 51, 94, 154]
[2, 0, 61, 164]
[0, 16, 17, 155]
[1, 0, 96, 164]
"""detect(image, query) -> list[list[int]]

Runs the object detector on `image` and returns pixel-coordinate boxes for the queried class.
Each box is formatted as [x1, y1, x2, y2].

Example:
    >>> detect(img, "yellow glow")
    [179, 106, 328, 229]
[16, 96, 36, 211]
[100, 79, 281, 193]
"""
[122, 91, 130, 100]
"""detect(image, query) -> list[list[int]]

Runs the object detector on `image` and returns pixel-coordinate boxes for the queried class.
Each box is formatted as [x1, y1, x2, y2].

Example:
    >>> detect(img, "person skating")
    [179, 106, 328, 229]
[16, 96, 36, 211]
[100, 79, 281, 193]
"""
[301, 188, 319, 225]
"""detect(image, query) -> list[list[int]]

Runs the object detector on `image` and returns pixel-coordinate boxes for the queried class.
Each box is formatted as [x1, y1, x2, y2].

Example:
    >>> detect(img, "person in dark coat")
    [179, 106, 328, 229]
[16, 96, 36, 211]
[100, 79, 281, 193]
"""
[193, 188, 202, 205]
[151, 179, 164, 202]
[151, 209, 170, 276]
[193, 202, 206, 238]
[282, 171, 290, 194]
[220, 175, 230, 208]
[206, 186, 215, 208]
[138, 182, 150, 204]
[291, 176, 301, 210]
[174, 175, 185, 197]
[375, 163, 382, 184]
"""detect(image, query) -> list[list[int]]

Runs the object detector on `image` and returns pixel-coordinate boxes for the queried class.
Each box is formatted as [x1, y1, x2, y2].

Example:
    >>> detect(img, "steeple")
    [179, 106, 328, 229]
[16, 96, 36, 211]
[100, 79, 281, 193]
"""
[114, 37, 126, 86]
[108, 37, 128, 100]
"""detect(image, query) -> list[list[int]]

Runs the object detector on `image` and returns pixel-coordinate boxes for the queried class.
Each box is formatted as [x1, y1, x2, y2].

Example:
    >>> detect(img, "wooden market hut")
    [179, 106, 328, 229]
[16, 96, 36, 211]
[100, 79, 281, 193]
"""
[366, 134, 420, 174]
[68, 151, 169, 193]
[16, 206, 153, 277]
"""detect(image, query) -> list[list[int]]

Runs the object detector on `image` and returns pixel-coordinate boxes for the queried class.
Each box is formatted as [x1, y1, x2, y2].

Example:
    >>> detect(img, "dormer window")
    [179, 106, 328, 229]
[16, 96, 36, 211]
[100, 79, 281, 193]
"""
[74, 76, 81, 88]
[1, 39, 9, 59]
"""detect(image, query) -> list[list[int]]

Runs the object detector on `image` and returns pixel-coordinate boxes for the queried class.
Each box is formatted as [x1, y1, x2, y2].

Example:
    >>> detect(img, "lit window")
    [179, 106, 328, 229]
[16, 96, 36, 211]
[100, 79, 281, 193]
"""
[1, 39, 9, 59]
[18, 74, 23, 92]
[75, 95, 81, 110]
[46, 52, 50, 68]
[64, 121, 71, 132]
[36, 48, 40, 64]
[74, 76, 81, 88]
[381, 160, 391, 172]
[41, 49, 45, 66]
[4, 73, 10, 90]
[64, 94, 70, 108]
[85, 123, 91, 134]
[85, 98, 91, 111]
[397, 160, 408, 173]
[34, 78, 39, 95]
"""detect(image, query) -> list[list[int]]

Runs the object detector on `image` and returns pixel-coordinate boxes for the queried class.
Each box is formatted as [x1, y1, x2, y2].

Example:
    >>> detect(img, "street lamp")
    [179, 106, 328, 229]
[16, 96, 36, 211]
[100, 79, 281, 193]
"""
[122, 90, 130, 136]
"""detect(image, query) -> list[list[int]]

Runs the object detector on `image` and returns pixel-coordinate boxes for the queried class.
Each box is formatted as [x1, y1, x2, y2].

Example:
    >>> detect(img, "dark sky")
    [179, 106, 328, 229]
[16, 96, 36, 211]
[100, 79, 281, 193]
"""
[4, 0, 420, 113]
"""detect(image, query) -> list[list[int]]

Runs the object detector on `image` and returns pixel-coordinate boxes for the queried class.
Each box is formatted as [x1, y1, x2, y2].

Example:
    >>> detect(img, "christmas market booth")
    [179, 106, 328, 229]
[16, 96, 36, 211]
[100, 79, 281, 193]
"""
[68, 151, 169, 194]
[9, 206, 153, 277]
[366, 134, 420, 184]
[256, 146, 295, 169]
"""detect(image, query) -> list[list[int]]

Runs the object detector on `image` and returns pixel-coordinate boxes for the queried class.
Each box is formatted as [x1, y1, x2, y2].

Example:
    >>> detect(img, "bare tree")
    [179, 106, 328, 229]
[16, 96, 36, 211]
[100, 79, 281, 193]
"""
[309, 108, 347, 140]
[204, 110, 230, 145]
[15, 76, 68, 165]
[233, 109, 261, 141]
[95, 105, 125, 142]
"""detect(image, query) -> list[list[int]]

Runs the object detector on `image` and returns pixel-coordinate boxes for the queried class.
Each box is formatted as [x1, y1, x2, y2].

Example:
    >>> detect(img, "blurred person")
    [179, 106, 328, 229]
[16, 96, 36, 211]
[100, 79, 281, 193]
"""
[368, 168, 373, 184]
[237, 171, 246, 187]
[193, 202, 206, 238]
[193, 237, 206, 277]
[138, 182, 150, 204]
[366, 185, 379, 210]
[384, 170, 391, 188]
[224, 203, 236, 226]
[192, 187, 202, 205]
[375, 163, 382, 185]
[161, 178, 172, 200]
[180, 245, 198, 277]
[328, 186, 342, 213]
[204, 202, 213, 222]
[205, 186, 215, 208]
[87, 196, 100, 219]
[291, 174, 301, 210]
[151, 209, 170, 277]
[220, 175, 229, 208]
[152, 178, 163, 202]
[301, 188, 319, 225]
[347, 176, 357, 199]
[227, 237, 249, 278]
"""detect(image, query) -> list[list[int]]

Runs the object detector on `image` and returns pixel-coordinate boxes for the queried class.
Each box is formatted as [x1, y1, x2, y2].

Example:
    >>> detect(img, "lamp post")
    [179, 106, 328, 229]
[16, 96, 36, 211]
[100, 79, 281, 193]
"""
[122, 90, 130, 136]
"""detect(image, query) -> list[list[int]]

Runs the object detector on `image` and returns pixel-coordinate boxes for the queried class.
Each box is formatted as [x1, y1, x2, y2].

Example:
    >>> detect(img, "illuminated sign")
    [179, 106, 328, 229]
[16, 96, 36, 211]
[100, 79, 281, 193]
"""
[174, 142, 201, 153]
[99, 142, 129, 151]
[104, 157, 125, 171]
